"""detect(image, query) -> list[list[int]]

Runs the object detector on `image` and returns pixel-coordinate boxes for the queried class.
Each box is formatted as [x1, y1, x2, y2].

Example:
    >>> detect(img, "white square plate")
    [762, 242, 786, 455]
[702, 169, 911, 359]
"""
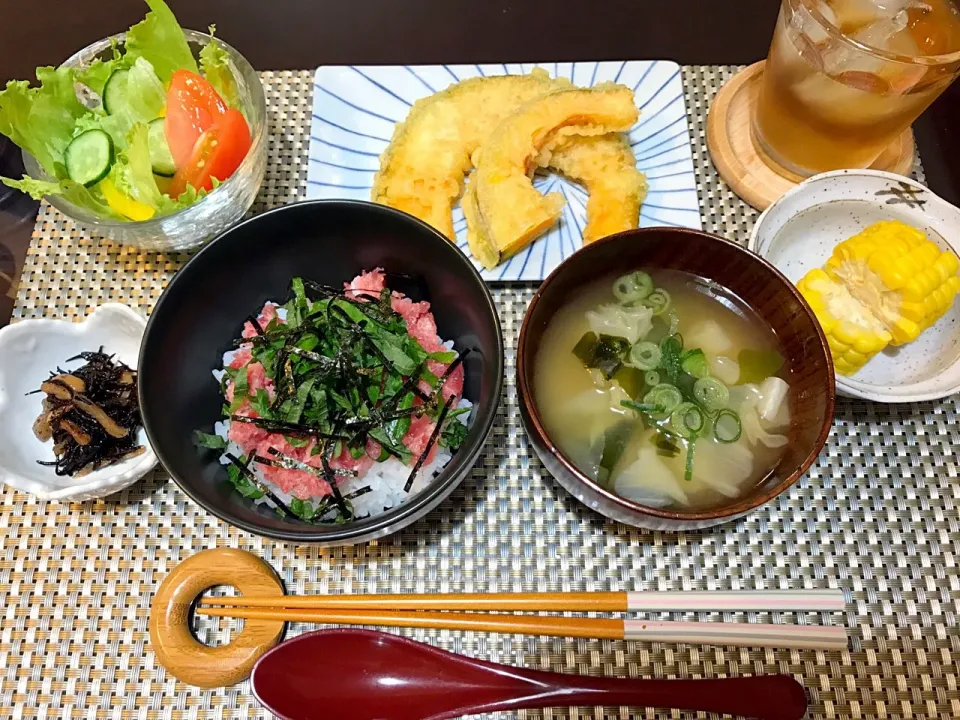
[308, 61, 702, 281]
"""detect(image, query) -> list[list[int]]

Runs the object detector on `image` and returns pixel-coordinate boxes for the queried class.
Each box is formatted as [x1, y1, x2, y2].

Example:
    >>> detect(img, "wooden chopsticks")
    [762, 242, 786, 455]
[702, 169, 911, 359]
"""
[195, 606, 847, 650]
[194, 589, 847, 651]
[198, 589, 845, 612]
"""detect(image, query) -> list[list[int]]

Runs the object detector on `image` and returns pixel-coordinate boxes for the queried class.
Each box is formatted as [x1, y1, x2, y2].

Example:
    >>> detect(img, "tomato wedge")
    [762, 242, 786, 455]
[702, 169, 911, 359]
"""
[164, 70, 227, 169]
[167, 108, 252, 199]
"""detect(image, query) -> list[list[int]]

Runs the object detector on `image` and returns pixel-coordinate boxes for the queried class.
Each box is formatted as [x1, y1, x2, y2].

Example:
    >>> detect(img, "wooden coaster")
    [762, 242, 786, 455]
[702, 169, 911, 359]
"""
[149, 548, 286, 689]
[706, 61, 915, 211]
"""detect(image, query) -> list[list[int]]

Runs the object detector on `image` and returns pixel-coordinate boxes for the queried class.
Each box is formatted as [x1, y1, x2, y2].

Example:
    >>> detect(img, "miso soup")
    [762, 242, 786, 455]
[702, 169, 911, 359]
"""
[533, 269, 791, 511]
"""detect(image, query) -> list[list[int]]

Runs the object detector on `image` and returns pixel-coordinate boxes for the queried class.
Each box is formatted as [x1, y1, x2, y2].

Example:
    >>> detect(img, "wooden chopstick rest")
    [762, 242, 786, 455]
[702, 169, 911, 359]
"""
[149, 548, 286, 689]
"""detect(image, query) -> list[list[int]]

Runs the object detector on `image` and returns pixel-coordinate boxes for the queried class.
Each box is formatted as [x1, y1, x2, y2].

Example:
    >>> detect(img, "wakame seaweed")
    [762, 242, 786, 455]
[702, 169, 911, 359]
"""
[199, 278, 470, 525]
[597, 422, 633, 488]
[573, 332, 631, 379]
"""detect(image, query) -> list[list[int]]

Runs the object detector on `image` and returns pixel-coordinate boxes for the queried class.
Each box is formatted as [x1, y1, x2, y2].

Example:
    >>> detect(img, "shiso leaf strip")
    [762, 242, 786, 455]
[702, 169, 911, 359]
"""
[225, 452, 294, 517]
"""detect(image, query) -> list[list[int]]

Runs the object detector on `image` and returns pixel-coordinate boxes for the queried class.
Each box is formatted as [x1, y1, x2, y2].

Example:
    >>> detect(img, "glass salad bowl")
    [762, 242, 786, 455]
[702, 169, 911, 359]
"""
[22, 29, 267, 252]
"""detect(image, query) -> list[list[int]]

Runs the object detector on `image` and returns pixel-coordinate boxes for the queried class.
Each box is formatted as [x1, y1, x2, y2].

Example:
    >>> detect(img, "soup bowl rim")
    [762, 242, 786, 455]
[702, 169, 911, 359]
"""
[517, 227, 835, 522]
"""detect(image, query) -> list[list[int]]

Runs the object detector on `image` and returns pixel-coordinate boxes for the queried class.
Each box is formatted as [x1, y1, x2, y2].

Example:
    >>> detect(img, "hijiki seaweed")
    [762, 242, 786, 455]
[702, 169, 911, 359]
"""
[30, 348, 144, 476]
[196, 277, 470, 524]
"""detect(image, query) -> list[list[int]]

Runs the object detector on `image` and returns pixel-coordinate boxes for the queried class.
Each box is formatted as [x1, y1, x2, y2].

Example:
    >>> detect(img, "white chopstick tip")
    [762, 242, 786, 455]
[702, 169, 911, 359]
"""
[625, 589, 846, 613]
[623, 619, 848, 651]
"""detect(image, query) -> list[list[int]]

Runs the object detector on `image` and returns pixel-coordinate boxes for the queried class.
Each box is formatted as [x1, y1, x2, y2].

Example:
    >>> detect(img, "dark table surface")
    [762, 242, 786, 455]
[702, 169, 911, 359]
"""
[1, 0, 959, 324]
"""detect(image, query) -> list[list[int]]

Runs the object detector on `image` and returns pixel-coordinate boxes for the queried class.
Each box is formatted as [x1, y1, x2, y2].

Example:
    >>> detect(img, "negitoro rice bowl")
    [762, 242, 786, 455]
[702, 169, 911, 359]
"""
[194, 268, 473, 524]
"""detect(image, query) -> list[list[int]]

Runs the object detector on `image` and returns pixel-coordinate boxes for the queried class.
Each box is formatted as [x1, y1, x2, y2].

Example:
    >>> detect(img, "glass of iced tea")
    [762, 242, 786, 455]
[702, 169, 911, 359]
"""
[754, 0, 960, 176]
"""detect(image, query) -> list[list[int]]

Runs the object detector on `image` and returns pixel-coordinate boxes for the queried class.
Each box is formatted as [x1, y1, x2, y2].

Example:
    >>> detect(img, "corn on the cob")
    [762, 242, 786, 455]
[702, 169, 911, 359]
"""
[797, 268, 892, 375]
[797, 221, 960, 375]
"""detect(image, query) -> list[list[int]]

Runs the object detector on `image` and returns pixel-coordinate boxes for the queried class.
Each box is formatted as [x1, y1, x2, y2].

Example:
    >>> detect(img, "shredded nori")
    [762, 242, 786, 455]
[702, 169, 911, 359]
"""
[224, 452, 295, 516]
[200, 278, 471, 524]
[404, 401, 450, 492]
[246, 314, 267, 337]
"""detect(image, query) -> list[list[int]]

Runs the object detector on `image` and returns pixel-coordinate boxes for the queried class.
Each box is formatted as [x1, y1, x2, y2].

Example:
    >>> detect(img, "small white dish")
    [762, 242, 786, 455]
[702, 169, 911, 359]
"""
[0, 304, 157, 500]
[749, 169, 960, 403]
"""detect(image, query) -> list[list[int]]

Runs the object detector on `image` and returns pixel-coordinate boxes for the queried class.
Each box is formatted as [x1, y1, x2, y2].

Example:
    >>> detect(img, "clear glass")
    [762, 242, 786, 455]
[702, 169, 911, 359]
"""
[754, 0, 960, 176]
[23, 30, 267, 251]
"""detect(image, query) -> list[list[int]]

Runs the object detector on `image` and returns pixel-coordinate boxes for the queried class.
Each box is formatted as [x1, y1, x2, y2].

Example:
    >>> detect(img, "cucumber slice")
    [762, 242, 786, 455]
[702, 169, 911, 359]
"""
[148, 118, 177, 177]
[64, 130, 114, 187]
[102, 69, 129, 115]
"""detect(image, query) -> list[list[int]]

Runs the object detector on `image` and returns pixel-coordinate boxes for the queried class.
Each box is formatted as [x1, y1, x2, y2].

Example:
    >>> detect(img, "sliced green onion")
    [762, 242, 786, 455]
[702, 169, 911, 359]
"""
[693, 376, 730, 410]
[629, 341, 661, 370]
[714, 409, 742, 444]
[658, 334, 683, 384]
[642, 383, 682, 419]
[684, 440, 697, 481]
[660, 333, 683, 353]
[642, 288, 671, 315]
[680, 348, 709, 378]
[644, 370, 661, 387]
[613, 271, 653, 304]
[670, 401, 704, 439]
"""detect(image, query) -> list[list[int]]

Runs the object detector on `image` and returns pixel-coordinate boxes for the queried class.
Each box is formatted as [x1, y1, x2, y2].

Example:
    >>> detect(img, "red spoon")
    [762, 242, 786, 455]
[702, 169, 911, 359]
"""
[251, 629, 808, 720]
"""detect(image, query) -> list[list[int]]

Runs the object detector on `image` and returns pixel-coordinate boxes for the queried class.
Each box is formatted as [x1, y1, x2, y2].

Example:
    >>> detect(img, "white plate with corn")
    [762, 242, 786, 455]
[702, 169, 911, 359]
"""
[750, 169, 960, 404]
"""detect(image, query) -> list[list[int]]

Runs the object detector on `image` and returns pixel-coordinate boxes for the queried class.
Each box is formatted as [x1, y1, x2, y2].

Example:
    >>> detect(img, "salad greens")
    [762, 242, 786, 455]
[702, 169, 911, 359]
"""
[199, 28, 241, 109]
[0, 0, 239, 220]
[124, 0, 199, 81]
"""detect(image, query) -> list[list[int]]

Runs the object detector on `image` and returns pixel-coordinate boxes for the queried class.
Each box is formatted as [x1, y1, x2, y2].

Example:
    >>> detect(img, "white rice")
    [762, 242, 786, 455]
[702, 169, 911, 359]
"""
[212, 323, 472, 521]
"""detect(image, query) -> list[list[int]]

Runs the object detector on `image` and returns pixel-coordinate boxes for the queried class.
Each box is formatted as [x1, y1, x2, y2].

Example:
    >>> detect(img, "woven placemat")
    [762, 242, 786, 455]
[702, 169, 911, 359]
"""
[4, 67, 958, 720]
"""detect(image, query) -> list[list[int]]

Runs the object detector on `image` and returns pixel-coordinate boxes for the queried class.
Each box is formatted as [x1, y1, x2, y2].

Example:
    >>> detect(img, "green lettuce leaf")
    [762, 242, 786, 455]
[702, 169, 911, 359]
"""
[199, 25, 240, 108]
[125, 57, 167, 119]
[124, 0, 198, 82]
[93, 57, 166, 149]
[165, 175, 220, 210]
[110, 122, 163, 208]
[0, 66, 91, 177]
[0, 175, 124, 220]
[0, 175, 61, 199]
[77, 38, 128, 97]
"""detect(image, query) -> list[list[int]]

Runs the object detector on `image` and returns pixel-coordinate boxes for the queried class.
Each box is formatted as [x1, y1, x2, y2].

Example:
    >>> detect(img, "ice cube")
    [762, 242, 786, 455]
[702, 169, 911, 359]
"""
[803, 1, 840, 43]
[875, 0, 932, 15]
[829, 0, 932, 38]
[820, 34, 886, 75]
[828, 0, 886, 33]
[851, 7, 923, 55]
[790, 70, 889, 124]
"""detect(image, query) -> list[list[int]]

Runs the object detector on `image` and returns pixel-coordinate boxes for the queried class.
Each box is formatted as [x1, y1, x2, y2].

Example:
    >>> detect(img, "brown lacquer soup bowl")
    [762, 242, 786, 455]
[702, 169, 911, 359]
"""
[517, 228, 835, 531]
